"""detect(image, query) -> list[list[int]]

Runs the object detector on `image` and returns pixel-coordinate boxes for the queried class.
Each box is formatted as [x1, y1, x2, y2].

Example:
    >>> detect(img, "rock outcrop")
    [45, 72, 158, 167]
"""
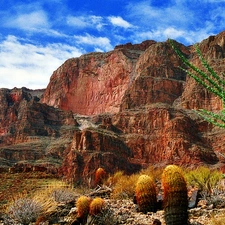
[41, 40, 156, 115]
[1, 31, 225, 183]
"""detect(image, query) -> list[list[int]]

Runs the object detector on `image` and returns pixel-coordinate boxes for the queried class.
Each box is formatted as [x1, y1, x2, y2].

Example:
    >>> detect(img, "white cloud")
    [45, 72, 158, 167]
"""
[125, 1, 223, 45]
[0, 36, 82, 89]
[108, 16, 132, 28]
[74, 34, 113, 52]
[137, 26, 215, 45]
[67, 15, 104, 30]
[4, 10, 49, 31]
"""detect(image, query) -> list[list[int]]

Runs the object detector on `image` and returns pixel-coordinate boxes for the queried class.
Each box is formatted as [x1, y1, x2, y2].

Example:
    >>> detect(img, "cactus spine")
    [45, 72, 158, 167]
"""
[135, 174, 157, 213]
[89, 197, 105, 216]
[162, 165, 188, 225]
[95, 167, 107, 186]
[76, 196, 92, 219]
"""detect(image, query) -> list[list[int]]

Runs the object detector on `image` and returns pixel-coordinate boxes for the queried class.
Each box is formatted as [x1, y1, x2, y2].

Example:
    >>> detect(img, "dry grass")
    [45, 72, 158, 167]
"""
[110, 173, 139, 199]
[209, 212, 225, 225]
[139, 166, 163, 182]
[0, 172, 63, 212]
[107, 166, 163, 199]
[3, 176, 76, 224]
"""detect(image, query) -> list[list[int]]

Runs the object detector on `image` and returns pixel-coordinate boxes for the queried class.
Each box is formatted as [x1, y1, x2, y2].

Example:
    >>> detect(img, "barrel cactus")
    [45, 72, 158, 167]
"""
[76, 196, 92, 219]
[162, 165, 188, 225]
[95, 167, 107, 186]
[135, 174, 157, 213]
[89, 197, 105, 216]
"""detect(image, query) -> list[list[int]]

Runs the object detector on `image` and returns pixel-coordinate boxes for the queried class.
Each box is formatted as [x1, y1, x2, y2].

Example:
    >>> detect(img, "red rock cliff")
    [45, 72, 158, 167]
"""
[1, 32, 225, 183]
[41, 41, 156, 115]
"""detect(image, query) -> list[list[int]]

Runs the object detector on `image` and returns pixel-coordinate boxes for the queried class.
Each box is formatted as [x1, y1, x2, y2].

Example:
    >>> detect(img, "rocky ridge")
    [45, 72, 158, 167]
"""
[1, 32, 225, 183]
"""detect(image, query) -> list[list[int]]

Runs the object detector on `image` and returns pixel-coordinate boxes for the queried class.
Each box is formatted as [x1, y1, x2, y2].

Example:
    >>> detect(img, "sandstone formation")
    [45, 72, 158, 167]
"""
[41, 40, 156, 115]
[1, 31, 225, 183]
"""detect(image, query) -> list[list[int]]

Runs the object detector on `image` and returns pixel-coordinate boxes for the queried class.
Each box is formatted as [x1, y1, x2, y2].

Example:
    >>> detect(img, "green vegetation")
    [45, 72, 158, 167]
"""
[170, 39, 225, 128]
[0, 165, 223, 224]
[185, 166, 222, 197]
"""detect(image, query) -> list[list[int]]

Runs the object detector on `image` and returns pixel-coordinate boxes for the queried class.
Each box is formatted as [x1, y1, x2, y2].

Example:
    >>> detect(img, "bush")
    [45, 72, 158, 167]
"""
[106, 170, 124, 187]
[185, 166, 222, 197]
[5, 198, 42, 225]
[51, 188, 75, 203]
[88, 205, 118, 225]
[139, 166, 163, 182]
[110, 173, 139, 199]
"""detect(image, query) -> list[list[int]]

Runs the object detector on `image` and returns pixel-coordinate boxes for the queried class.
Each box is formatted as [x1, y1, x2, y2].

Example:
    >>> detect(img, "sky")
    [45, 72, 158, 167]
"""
[0, 0, 225, 89]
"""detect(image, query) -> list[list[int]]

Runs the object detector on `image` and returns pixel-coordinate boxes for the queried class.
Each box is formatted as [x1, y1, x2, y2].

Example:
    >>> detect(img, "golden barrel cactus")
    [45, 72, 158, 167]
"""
[135, 174, 157, 213]
[95, 167, 107, 186]
[89, 197, 105, 216]
[162, 165, 188, 225]
[76, 196, 92, 219]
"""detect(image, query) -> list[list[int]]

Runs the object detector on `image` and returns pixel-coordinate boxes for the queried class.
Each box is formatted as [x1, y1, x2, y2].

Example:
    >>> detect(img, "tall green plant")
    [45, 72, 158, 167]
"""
[170, 39, 225, 128]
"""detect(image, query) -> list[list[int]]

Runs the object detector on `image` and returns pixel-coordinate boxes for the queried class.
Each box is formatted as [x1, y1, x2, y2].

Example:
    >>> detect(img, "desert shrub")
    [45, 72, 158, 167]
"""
[32, 180, 72, 215]
[105, 170, 124, 187]
[185, 166, 222, 197]
[5, 198, 42, 225]
[87, 205, 118, 225]
[110, 173, 139, 199]
[51, 188, 75, 203]
[140, 166, 163, 182]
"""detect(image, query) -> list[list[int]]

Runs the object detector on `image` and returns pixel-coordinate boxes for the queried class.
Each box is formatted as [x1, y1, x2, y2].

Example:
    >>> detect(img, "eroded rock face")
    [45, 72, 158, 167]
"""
[61, 128, 140, 186]
[0, 87, 77, 169]
[1, 32, 225, 183]
[181, 31, 225, 111]
[41, 41, 155, 115]
[120, 41, 188, 110]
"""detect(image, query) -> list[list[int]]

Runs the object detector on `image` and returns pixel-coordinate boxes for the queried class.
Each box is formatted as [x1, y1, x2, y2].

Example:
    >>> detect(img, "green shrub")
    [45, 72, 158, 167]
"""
[185, 166, 222, 197]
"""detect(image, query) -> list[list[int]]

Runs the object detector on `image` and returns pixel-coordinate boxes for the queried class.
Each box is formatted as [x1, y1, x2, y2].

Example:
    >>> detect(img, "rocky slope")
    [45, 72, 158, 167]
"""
[1, 31, 225, 183]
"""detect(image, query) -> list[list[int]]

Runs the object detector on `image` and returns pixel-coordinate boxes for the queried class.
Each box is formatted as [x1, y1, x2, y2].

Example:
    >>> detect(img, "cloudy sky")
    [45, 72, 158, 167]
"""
[0, 0, 225, 89]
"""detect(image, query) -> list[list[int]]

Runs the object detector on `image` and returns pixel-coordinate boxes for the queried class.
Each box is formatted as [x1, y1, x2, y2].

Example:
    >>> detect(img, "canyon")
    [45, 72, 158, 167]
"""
[1, 31, 225, 184]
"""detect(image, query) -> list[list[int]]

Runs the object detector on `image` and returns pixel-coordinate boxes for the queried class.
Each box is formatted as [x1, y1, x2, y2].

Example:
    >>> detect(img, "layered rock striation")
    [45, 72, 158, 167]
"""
[1, 32, 225, 182]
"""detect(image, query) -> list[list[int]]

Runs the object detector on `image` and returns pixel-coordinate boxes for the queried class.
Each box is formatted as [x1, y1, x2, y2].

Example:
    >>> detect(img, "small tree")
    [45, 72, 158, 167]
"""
[170, 39, 225, 128]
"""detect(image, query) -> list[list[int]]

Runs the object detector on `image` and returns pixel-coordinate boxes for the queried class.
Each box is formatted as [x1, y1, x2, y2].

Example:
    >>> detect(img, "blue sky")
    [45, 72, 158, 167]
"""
[0, 0, 225, 89]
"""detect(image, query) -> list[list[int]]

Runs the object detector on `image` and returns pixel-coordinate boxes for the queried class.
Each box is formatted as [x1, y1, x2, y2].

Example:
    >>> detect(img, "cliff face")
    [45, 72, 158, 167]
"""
[1, 32, 225, 183]
[41, 41, 156, 115]
[181, 32, 225, 111]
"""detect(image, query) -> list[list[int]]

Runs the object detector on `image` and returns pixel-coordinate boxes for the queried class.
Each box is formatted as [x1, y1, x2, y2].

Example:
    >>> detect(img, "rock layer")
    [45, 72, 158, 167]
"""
[1, 32, 225, 183]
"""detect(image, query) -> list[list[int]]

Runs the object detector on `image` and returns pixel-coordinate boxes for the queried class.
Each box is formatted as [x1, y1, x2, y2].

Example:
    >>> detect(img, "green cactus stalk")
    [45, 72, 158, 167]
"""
[170, 39, 225, 129]
[89, 197, 105, 216]
[135, 174, 157, 213]
[95, 167, 107, 186]
[76, 196, 92, 220]
[162, 165, 188, 225]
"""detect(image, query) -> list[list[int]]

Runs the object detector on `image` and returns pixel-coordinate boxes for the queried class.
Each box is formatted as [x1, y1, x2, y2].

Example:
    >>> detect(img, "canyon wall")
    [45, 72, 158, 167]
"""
[1, 32, 225, 183]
